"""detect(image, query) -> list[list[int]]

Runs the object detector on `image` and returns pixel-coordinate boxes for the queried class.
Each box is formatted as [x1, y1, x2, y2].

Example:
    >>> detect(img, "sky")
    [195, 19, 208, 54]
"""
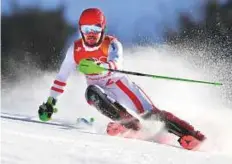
[1, 0, 227, 44]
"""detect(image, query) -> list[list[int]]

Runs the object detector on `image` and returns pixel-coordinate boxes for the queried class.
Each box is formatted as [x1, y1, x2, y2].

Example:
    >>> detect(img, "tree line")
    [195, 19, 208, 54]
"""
[2, 1, 231, 82]
[165, 0, 232, 60]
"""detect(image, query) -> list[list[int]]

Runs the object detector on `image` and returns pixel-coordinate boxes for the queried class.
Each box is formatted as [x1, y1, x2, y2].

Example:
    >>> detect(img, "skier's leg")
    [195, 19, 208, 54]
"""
[101, 77, 155, 136]
[109, 77, 205, 149]
[85, 85, 141, 135]
[107, 77, 154, 115]
[132, 86, 206, 149]
[85, 85, 120, 120]
[142, 109, 206, 141]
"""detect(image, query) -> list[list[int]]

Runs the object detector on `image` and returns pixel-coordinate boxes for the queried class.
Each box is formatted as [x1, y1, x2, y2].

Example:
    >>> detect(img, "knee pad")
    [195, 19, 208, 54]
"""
[85, 85, 106, 105]
[85, 85, 121, 120]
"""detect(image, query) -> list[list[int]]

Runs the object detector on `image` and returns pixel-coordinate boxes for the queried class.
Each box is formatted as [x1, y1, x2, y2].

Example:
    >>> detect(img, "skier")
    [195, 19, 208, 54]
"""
[38, 8, 205, 150]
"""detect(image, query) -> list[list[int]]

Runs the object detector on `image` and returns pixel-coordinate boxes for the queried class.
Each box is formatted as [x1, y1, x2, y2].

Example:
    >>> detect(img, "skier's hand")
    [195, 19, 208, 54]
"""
[79, 59, 105, 74]
[38, 97, 58, 121]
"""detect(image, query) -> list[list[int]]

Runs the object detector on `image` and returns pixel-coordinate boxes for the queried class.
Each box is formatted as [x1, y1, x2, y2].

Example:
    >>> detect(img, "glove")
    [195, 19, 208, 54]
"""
[38, 97, 57, 121]
[79, 59, 106, 74]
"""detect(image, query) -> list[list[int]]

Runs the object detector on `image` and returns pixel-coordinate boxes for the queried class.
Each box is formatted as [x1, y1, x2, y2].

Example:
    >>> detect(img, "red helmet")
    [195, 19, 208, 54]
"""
[78, 8, 106, 47]
[79, 8, 106, 29]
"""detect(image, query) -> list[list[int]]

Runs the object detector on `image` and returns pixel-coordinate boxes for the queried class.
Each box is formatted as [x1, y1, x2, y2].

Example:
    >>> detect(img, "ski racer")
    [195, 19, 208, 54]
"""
[38, 8, 206, 150]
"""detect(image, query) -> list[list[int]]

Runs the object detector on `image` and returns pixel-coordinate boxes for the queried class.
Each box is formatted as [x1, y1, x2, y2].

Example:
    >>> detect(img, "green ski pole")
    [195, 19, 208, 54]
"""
[106, 69, 222, 86]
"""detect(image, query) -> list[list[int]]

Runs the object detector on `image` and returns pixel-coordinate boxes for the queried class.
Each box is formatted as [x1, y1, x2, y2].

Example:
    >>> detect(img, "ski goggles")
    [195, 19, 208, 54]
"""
[80, 25, 103, 34]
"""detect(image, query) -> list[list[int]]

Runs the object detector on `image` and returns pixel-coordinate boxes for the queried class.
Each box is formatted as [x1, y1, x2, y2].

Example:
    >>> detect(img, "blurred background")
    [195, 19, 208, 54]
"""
[1, 0, 232, 100]
[1, 0, 232, 154]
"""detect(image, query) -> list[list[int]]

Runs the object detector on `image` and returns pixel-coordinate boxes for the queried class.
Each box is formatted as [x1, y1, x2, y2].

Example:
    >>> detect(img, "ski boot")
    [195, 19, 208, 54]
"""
[177, 131, 205, 150]
[143, 108, 206, 150]
[106, 117, 141, 136]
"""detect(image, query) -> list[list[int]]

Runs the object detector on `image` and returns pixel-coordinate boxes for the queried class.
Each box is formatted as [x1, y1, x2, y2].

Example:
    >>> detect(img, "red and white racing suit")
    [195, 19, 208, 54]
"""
[50, 35, 154, 114]
[48, 35, 205, 144]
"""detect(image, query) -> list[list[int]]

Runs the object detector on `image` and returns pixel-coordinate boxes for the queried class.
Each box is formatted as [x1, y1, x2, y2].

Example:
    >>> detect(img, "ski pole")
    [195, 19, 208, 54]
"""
[106, 68, 222, 86]
[79, 59, 222, 86]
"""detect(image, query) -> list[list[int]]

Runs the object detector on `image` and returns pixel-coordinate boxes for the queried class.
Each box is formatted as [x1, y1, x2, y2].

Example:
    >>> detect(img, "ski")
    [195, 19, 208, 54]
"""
[1, 112, 204, 151]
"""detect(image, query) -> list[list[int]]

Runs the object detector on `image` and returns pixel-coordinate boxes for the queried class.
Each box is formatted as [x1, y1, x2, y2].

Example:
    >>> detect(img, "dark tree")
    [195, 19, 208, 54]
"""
[1, 4, 76, 81]
[165, 0, 232, 60]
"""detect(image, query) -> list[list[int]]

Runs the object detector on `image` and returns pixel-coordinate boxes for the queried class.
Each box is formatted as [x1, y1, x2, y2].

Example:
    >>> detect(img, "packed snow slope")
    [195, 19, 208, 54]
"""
[1, 114, 232, 164]
[2, 45, 232, 163]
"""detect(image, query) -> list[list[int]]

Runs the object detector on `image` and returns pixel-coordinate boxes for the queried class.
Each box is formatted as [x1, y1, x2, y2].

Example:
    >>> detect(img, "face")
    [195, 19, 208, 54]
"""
[83, 32, 101, 46]
[80, 25, 103, 46]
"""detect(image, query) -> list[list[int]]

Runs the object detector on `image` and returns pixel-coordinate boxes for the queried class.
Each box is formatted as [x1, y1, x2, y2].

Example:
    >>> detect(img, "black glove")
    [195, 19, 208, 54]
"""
[38, 97, 57, 121]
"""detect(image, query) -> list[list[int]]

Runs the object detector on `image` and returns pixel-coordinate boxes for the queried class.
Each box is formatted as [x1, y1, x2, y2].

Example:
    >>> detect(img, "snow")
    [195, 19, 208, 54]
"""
[1, 114, 231, 164]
